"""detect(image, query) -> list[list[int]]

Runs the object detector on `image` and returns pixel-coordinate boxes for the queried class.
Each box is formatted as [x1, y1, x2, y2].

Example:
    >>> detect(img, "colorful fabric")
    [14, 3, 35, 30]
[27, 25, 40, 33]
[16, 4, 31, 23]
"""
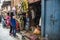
[6, 16, 10, 26]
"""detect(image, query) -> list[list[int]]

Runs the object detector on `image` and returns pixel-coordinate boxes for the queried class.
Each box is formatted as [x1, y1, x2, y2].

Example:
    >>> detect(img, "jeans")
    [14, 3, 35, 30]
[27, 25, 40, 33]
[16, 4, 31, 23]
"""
[12, 27, 16, 37]
[25, 23, 29, 31]
[10, 25, 12, 33]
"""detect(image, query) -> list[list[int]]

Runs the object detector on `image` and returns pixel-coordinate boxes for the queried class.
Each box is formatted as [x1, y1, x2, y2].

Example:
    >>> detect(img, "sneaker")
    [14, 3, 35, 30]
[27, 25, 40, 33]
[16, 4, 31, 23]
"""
[9, 33, 11, 35]
[9, 33, 13, 36]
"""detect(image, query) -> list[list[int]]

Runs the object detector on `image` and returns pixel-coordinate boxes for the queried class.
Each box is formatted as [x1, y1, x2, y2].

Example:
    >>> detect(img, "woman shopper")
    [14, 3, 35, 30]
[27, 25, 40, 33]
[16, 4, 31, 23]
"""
[5, 13, 10, 28]
[1, 15, 6, 28]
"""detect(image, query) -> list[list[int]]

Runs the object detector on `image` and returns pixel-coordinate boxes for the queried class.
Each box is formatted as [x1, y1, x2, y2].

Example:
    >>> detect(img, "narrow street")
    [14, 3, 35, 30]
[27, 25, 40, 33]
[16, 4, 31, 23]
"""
[0, 23, 22, 40]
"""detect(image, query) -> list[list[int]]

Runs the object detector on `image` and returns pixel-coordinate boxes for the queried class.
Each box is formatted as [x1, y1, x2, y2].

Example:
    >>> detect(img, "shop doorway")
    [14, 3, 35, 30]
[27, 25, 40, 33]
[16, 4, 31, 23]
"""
[29, 1, 41, 27]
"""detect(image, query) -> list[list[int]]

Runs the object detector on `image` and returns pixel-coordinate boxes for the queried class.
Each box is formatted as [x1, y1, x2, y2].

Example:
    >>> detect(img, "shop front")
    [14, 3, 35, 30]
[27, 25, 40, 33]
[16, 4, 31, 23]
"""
[28, 0, 41, 26]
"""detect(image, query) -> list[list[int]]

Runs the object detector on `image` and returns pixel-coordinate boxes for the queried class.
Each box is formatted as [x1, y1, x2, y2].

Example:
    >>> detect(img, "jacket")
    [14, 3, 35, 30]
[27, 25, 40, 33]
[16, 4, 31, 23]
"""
[10, 18, 16, 27]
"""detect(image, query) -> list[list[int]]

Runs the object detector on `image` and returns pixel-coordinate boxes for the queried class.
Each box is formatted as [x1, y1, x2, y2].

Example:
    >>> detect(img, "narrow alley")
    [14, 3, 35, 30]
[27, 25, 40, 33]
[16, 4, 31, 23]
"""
[0, 0, 60, 40]
[0, 23, 22, 40]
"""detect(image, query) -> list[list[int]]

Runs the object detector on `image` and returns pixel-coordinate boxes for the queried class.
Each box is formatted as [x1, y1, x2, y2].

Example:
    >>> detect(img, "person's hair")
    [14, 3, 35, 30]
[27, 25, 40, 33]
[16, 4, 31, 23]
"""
[10, 12, 14, 17]
[7, 12, 9, 16]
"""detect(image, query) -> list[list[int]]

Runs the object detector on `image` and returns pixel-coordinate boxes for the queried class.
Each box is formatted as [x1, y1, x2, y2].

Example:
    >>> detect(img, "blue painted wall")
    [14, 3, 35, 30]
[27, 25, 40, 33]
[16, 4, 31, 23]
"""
[41, 0, 60, 40]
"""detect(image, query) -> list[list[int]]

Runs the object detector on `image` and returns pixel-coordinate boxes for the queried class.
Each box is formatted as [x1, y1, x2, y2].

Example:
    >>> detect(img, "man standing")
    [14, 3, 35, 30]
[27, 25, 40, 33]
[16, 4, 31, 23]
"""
[25, 13, 30, 32]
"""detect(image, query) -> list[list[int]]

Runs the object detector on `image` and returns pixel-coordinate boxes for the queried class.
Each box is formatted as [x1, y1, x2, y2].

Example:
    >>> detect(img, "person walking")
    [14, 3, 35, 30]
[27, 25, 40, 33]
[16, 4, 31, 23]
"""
[10, 16, 16, 37]
[5, 13, 10, 28]
[9, 12, 14, 35]
[9, 16, 13, 35]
